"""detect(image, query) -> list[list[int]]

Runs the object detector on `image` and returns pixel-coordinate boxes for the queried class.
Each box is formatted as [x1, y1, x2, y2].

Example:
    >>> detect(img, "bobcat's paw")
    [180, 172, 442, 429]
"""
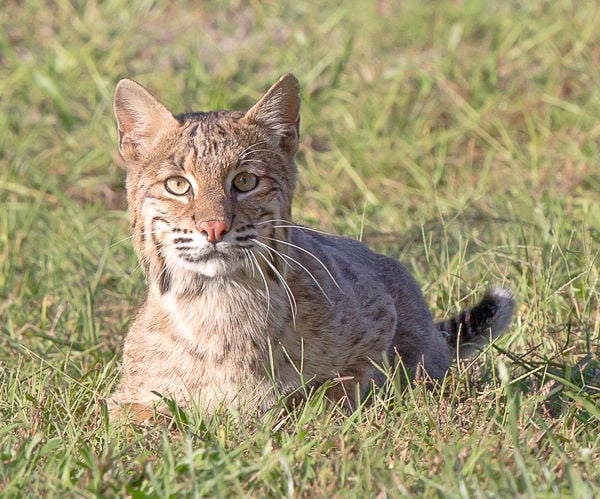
[104, 399, 168, 425]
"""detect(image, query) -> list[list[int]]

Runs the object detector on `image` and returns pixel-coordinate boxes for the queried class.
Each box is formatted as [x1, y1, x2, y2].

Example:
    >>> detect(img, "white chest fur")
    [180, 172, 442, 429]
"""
[158, 278, 273, 355]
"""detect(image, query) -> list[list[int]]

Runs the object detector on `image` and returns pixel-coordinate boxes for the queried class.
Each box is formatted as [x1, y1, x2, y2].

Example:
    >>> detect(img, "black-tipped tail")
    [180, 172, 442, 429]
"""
[437, 288, 514, 357]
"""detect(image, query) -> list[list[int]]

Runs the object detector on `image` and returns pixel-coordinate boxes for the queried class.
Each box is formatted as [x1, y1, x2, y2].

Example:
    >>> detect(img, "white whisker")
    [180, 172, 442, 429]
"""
[255, 250, 297, 326]
[244, 248, 271, 322]
[110, 234, 135, 248]
[254, 240, 334, 306]
[256, 218, 333, 237]
[240, 149, 274, 156]
[131, 260, 145, 275]
[259, 235, 344, 294]
[110, 227, 163, 248]
[241, 248, 256, 278]
[154, 259, 171, 286]
[239, 141, 268, 160]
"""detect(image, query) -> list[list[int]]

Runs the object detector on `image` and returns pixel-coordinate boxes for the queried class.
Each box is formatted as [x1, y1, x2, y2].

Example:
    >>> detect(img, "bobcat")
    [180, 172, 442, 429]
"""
[107, 74, 514, 422]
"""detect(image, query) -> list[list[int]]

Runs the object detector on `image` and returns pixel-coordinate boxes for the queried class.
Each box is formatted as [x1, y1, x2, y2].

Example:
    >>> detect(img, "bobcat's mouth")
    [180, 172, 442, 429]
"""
[177, 246, 226, 264]
[151, 217, 248, 277]
[170, 241, 242, 277]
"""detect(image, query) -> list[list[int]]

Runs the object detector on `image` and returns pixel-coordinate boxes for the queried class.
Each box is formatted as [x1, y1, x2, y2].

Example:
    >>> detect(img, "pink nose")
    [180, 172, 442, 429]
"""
[197, 220, 229, 243]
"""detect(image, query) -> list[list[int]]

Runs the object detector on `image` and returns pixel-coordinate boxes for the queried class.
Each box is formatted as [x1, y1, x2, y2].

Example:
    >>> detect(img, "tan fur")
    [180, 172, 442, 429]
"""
[107, 74, 514, 421]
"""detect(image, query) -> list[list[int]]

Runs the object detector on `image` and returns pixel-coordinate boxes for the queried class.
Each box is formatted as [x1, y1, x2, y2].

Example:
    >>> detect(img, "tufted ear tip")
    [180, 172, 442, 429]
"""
[277, 73, 300, 97]
[243, 74, 301, 154]
[113, 79, 178, 162]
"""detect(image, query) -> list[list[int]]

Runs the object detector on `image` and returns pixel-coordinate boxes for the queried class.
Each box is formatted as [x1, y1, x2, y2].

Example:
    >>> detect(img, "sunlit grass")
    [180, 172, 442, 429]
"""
[1, 0, 599, 495]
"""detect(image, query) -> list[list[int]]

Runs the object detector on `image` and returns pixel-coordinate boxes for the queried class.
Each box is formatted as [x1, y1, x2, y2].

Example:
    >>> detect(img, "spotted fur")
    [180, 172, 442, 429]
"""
[107, 74, 514, 421]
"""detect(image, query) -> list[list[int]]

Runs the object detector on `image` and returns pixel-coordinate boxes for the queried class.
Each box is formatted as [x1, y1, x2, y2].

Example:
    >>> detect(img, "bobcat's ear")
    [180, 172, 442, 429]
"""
[113, 79, 179, 162]
[243, 74, 300, 155]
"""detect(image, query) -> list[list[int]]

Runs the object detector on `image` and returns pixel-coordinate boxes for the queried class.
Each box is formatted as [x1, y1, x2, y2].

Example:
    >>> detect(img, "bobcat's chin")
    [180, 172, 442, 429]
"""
[171, 253, 241, 278]
[194, 257, 241, 277]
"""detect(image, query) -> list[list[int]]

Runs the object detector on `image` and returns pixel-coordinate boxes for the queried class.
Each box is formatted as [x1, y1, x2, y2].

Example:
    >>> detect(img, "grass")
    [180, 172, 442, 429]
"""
[1, 0, 599, 495]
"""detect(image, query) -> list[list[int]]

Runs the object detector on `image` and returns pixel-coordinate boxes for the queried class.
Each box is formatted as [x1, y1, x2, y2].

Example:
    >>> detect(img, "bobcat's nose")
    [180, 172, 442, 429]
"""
[197, 219, 229, 243]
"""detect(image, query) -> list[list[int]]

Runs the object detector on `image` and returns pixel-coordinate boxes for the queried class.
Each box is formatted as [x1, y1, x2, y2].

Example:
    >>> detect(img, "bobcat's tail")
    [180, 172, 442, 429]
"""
[437, 287, 514, 358]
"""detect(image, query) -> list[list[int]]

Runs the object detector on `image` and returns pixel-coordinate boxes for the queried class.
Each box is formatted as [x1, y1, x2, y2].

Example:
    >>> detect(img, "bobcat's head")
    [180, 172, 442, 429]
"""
[114, 75, 300, 294]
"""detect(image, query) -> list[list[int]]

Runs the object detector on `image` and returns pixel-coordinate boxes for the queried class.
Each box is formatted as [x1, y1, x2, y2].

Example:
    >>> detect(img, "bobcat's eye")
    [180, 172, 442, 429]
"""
[165, 176, 191, 196]
[233, 172, 258, 193]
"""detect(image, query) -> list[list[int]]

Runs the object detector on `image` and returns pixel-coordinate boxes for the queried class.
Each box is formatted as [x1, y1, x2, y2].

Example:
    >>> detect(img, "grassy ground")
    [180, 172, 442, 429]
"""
[1, 0, 599, 496]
